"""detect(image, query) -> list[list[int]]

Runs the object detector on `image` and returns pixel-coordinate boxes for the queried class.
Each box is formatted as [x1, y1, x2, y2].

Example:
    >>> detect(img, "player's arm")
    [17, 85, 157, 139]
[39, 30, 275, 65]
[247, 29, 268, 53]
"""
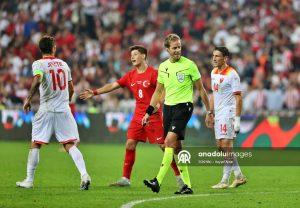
[233, 93, 242, 133]
[234, 93, 242, 116]
[79, 82, 121, 100]
[68, 81, 74, 102]
[209, 93, 214, 114]
[206, 93, 214, 128]
[232, 71, 242, 133]
[23, 75, 41, 112]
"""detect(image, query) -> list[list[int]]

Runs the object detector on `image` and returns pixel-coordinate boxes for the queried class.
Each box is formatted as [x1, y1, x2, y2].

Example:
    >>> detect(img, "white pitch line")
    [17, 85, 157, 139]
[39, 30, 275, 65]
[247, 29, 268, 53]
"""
[121, 191, 300, 208]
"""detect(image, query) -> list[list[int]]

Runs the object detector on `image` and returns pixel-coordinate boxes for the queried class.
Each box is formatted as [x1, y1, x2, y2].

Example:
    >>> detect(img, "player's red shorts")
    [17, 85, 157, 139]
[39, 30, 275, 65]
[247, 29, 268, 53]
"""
[127, 119, 164, 144]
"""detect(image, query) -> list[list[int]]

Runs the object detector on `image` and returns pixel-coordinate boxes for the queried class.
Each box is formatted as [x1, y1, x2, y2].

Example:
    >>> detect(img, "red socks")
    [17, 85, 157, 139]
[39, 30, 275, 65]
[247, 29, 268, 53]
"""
[171, 158, 180, 176]
[122, 149, 179, 179]
[122, 149, 135, 179]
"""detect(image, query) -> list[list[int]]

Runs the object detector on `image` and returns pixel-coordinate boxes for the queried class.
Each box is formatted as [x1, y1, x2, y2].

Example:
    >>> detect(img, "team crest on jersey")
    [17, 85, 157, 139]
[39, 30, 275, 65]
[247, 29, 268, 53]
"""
[176, 72, 185, 83]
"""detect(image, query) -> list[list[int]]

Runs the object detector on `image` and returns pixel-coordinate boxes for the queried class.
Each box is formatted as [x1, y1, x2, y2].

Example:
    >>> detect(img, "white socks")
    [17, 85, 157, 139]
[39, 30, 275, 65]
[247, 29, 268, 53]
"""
[24, 146, 88, 182]
[221, 163, 231, 184]
[221, 156, 243, 183]
[232, 156, 243, 179]
[68, 146, 88, 177]
[26, 148, 40, 182]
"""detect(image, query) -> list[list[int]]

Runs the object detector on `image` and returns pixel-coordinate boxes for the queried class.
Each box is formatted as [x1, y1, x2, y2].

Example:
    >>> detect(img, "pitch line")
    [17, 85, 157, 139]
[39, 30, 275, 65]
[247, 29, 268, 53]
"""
[121, 190, 300, 208]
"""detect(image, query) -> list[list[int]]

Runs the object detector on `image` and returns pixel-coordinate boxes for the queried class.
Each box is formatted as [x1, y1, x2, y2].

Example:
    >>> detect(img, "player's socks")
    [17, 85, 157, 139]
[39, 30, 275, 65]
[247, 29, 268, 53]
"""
[122, 149, 135, 179]
[26, 148, 40, 182]
[177, 165, 191, 188]
[232, 156, 243, 179]
[68, 146, 88, 177]
[156, 147, 174, 185]
[221, 163, 231, 184]
[175, 175, 185, 189]
[170, 157, 180, 176]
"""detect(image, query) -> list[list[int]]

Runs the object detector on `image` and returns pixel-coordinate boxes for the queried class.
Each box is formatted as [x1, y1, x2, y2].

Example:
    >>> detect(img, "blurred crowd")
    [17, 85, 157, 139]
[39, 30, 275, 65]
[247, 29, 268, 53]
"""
[0, 0, 299, 115]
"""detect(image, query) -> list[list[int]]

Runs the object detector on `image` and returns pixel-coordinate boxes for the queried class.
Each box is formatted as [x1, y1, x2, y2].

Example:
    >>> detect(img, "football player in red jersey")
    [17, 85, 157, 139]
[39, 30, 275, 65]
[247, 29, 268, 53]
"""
[80, 45, 183, 187]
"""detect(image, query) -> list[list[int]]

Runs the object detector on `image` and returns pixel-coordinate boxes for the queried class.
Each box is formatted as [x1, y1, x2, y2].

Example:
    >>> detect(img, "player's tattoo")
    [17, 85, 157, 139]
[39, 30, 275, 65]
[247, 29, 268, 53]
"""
[26, 76, 40, 101]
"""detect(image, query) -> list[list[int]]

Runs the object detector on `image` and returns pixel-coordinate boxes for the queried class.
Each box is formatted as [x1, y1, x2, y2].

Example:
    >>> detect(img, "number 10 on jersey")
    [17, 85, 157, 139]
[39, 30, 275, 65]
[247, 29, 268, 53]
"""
[50, 69, 66, 91]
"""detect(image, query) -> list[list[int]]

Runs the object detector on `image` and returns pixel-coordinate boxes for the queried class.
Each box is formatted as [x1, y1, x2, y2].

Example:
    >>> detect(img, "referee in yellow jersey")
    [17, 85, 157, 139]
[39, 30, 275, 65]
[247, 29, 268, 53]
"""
[142, 33, 213, 194]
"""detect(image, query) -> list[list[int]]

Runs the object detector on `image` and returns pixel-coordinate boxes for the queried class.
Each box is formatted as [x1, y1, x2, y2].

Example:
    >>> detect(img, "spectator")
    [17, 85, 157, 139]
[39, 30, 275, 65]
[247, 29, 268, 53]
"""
[284, 83, 299, 110]
[0, 0, 299, 114]
[266, 83, 284, 111]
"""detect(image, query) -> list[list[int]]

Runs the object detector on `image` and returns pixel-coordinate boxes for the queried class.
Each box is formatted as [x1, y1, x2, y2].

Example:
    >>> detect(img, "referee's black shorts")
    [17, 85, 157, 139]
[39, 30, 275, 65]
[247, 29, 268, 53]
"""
[163, 102, 193, 140]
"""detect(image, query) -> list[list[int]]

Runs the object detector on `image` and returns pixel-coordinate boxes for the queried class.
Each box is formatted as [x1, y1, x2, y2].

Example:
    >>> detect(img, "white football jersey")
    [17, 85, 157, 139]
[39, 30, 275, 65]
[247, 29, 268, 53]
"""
[211, 66, 241, 118]
[32, 56, 72, 112]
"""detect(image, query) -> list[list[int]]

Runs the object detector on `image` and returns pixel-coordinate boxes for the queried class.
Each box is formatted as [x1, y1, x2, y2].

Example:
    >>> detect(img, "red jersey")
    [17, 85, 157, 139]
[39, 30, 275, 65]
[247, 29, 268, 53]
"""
[117, 66, 162, 122]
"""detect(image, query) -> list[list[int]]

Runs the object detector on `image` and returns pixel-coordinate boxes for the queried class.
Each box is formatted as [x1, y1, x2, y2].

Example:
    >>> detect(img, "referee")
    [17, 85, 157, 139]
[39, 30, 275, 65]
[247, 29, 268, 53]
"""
[142, 34, 213, 194]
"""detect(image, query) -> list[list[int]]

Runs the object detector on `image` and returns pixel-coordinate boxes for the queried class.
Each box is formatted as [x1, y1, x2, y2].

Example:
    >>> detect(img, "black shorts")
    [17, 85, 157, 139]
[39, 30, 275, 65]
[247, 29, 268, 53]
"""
[163, 102, 193, 140]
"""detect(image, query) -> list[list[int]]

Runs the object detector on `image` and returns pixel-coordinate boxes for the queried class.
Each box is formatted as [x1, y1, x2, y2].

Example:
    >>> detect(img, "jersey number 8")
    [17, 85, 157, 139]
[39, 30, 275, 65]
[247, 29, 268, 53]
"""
[138, 89, 143, 98]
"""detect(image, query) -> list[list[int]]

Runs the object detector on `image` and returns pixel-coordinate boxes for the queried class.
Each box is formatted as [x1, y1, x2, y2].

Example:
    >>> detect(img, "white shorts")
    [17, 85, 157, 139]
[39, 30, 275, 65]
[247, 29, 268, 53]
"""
[32, 110, 80, 144]
[214, 117, 236, 140]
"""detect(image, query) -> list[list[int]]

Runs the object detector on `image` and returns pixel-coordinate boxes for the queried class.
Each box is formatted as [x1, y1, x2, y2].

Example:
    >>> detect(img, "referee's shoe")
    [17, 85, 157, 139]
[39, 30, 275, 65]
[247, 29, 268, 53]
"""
[174, 184, 193, 194]
[143, 178, 160, 193]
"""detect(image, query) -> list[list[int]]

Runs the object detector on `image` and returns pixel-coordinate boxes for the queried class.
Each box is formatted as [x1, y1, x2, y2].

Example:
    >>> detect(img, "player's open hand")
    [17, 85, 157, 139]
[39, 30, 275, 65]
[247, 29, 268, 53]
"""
[205, 113, 214, 128]
[23, 98, 31, 112]
[79, 89, 94, 100]
[142, 113, 150, 126]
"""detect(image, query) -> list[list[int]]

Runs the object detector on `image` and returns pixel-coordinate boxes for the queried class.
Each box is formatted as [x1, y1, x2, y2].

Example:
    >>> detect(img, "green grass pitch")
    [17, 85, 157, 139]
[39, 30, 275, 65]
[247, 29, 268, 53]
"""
[0, 141, 299, 208]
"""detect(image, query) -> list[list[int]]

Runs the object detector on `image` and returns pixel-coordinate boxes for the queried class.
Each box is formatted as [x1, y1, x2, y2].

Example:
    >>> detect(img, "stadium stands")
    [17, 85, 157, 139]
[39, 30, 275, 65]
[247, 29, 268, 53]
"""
[0, 0, 299, 114]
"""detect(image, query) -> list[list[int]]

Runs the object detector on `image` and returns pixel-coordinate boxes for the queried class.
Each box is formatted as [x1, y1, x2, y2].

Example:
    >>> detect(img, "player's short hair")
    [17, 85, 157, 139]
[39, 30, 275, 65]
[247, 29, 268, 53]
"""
[164, 33, 181, 48]
[129, 45, 148, 59]
[39, 35, 55, 54]
[214, 46, 230, 58]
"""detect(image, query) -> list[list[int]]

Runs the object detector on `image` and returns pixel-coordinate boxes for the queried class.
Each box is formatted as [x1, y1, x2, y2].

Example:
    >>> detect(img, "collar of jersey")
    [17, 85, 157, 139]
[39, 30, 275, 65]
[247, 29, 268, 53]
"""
[217, 65, 230, 75]
[42, 56, 56, 59]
